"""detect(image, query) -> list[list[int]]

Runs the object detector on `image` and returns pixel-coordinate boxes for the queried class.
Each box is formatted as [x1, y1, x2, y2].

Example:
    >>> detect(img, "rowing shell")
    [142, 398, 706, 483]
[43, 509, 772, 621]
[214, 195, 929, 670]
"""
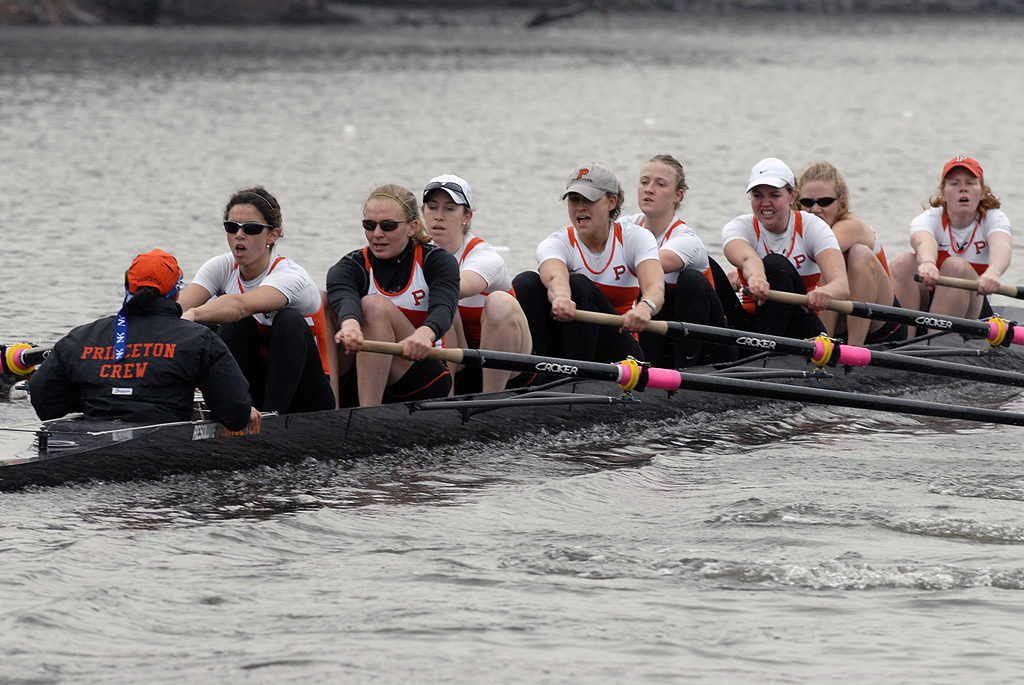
[2, 307, 1024, 491]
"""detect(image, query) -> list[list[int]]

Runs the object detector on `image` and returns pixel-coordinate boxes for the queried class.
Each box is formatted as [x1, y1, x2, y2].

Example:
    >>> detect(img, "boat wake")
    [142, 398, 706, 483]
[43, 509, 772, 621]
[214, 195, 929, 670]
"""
[500, 545, 1024, 591]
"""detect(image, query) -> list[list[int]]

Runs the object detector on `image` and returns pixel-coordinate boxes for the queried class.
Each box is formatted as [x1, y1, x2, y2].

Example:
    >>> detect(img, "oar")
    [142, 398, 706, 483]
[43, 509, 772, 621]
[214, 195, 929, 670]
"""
[762, 289, 1024, 347]
[572, 310, 1024, 389]
[914, 273, 1024, 300]
[1, 344, 49, 376]
[359, 341, 1024, 428]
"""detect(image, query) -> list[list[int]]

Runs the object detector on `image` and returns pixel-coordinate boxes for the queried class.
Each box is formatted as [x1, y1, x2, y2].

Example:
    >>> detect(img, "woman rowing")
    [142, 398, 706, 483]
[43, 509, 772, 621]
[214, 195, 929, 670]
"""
[512, 163, 664, 363]
[794, 161, 905, 346]
[620, 154, 737, 367]
[326, 184, 459, 407]
[31, 249, 256, 430]
[422, 174, 533, 393]
[890, 156, 1012, 337]
[721, 158, 849, 339]
[179, 186, 336, 414]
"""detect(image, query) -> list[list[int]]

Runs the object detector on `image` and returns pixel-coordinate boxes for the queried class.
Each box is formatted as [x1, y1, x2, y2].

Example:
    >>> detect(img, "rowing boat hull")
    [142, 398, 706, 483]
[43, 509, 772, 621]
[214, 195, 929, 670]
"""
[3, 315, 1024, 491]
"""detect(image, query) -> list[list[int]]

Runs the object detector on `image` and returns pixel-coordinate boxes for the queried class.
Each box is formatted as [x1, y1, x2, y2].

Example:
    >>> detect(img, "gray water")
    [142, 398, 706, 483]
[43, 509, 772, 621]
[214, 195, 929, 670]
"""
[3, 10, 1024, 683]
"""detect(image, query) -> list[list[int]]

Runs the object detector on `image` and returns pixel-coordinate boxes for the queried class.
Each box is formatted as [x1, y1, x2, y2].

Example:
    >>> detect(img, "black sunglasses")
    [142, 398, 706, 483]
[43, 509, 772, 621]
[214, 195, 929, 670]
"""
[224, 220, 273, 235]
[423, 181, 469, 204]
[362, 219, 404, 232]
[798, 197, 838, 208]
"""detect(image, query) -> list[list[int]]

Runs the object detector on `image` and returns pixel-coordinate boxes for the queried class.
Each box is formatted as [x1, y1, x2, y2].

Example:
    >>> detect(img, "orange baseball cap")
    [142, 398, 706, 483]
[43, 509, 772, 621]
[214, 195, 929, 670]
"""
[942, 155, 983, 179]
[126, 249, 183, 296]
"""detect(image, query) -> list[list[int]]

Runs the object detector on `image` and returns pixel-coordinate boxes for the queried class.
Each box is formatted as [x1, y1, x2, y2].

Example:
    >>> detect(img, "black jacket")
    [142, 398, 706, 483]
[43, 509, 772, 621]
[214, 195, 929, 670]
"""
[326, 240, 460, 341]
[30, 298, 252, 430]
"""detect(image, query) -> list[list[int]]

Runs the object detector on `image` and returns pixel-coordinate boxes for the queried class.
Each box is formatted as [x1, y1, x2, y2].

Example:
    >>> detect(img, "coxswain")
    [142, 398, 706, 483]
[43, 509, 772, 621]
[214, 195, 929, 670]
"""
[30, 249, 256, 429]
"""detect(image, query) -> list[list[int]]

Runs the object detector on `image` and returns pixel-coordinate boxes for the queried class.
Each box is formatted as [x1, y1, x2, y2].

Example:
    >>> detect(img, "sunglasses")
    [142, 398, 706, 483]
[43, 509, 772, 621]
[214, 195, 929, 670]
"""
[362, 219, 405, 232]
[798, 197, 838, 208]
[224, 220, 273, 235]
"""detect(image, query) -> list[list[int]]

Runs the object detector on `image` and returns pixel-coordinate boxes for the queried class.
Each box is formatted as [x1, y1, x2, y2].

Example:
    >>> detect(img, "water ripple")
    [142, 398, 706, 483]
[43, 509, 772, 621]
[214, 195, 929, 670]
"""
[503, 547, 1024, 591]
[885, 518, 1024, 544]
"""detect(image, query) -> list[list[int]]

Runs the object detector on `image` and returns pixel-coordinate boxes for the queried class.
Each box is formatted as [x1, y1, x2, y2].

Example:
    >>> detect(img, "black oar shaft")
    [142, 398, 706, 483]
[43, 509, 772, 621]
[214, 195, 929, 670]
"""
[574, 310, 1024, 389]
[675, 371, 1024, 427]
[359, 340, 625, 383]
[575, 309, 819, 355]
[763, 289, 1022, 345]
[358, 340, 1024, 427]
[19, 347, 49, 367]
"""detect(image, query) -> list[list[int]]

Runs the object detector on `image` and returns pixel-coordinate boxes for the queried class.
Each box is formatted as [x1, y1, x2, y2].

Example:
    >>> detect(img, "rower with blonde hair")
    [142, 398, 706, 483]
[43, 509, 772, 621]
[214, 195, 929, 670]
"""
[621, 154, 737, 367]
[327, 184, 460, 406]
[794, 161, 905, 346]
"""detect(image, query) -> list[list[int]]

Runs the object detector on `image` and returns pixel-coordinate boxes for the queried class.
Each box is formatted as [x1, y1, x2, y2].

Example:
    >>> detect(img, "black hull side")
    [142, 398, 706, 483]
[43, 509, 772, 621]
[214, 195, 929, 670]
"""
[3, 329, 1023, 491]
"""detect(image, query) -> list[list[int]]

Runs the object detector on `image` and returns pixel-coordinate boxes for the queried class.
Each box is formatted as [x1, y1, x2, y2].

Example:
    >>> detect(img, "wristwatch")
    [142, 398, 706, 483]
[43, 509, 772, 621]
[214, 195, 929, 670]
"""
[641, 298, 657, 313]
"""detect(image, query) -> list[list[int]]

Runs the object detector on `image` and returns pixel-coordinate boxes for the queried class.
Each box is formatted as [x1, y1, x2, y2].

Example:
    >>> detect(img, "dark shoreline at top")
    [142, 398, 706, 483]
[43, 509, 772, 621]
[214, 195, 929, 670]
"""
[1, 0, 1021, 26]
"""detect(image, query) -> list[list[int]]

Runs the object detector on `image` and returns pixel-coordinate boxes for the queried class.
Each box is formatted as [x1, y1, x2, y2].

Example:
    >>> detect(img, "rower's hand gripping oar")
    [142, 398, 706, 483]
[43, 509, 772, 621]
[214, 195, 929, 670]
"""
[572, 309, 1024, 389]
[0, 344, 49, 376]
[913, 273, 1024, 301]
[762, 289, 1024, 348]
[358, 340, 1024, 428]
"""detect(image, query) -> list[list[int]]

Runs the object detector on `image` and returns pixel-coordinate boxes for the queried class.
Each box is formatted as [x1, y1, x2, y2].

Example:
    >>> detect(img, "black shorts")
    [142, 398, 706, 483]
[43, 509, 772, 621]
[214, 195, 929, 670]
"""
[864, 297, 908, 345]
[453, 365, 539, 396]
[336, 357, 453, 407]
[383, 358, 452, 402]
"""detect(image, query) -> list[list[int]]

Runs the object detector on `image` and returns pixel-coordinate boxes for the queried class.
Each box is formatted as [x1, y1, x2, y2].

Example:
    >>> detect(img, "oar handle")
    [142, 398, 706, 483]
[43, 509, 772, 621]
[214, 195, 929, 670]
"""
[914, 273, 1024, 300]
[572, 310, 671, 335]
[761, 289, 855, 315]
[359, 339, 465, 363]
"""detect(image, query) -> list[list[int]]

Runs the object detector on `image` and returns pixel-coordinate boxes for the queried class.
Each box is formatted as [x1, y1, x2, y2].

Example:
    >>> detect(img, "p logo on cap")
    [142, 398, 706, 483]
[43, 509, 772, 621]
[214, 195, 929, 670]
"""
[562, 163, 619, 201]
[941, 155, 983, 180]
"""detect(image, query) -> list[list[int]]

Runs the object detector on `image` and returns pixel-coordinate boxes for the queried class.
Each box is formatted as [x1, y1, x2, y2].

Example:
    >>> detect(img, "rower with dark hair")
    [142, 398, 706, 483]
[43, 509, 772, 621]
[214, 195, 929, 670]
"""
[178, 186, 336, 414]
[422, 174, 533, 393]
[30, 249, 256, 430]
[512, 163, 664, 363]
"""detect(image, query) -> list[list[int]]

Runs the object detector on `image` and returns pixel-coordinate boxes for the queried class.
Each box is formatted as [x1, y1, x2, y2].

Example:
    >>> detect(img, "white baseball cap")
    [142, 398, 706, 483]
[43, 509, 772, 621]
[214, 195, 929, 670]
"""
[746, 157, 795, 192]
[423, 174, 472, 208]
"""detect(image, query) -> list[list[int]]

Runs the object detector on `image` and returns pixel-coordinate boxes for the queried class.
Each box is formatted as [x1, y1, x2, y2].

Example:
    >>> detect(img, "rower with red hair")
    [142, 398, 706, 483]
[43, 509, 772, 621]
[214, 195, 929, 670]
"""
[890, 156, 1013, 337]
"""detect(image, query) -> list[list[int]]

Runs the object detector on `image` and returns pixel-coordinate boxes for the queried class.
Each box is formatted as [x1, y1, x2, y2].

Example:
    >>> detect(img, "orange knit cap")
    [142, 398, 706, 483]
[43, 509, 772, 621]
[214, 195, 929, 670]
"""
[126, 249, 183, 296]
